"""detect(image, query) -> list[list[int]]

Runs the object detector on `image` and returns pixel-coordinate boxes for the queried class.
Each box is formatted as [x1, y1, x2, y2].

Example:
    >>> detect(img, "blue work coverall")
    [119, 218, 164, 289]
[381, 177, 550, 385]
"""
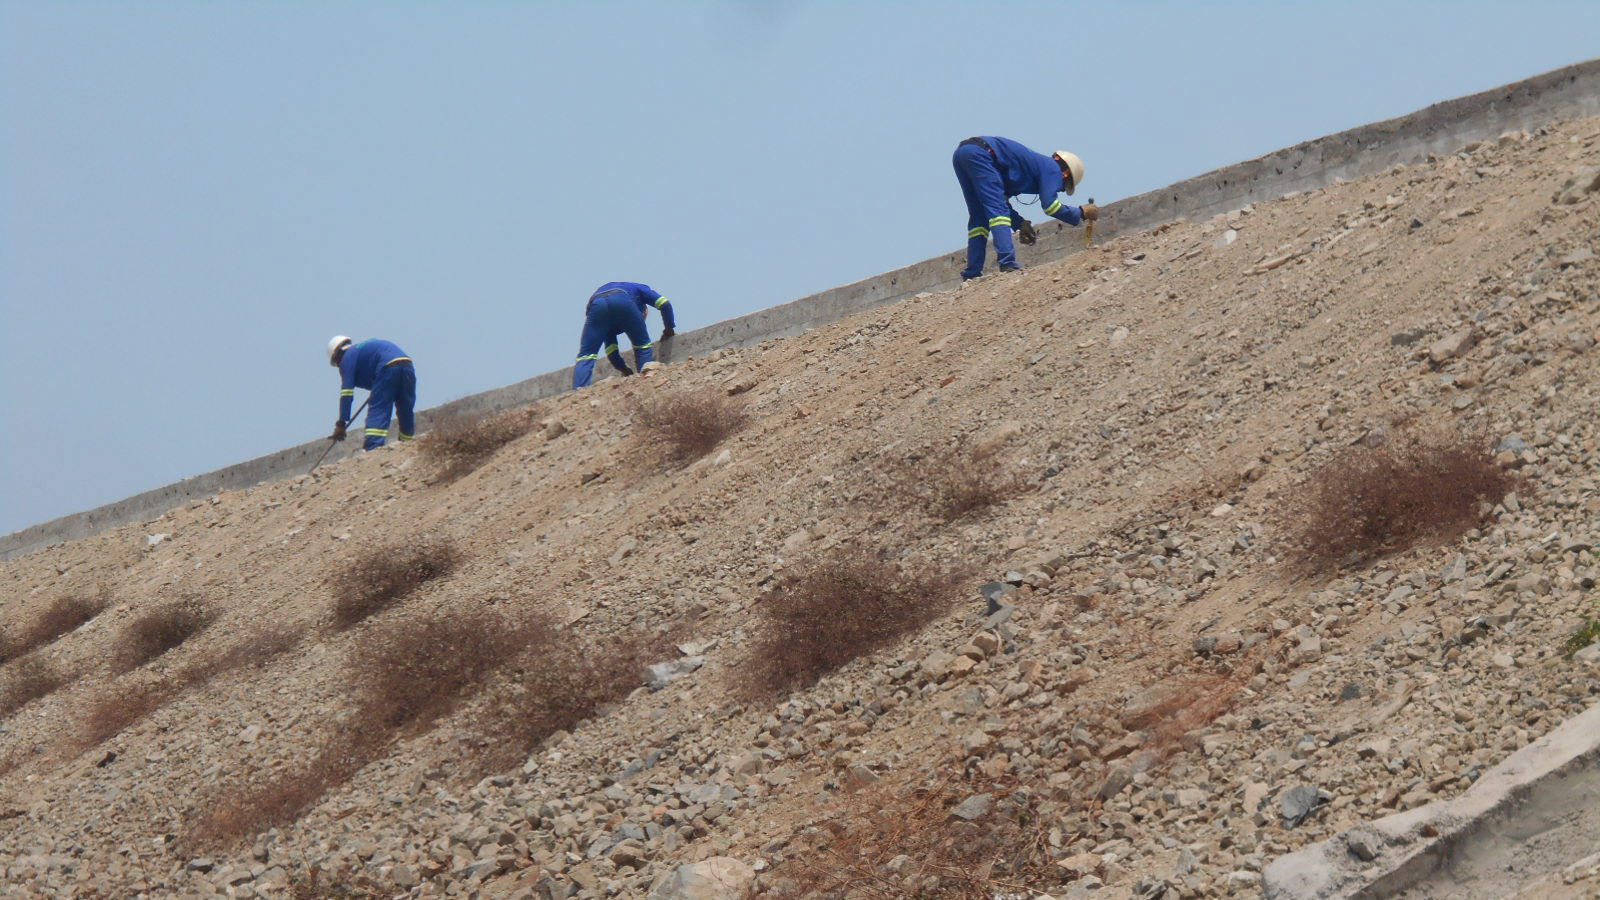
[952, 136, 1086, 279]
[338, 339, 416, 450]
[573, 282, 677, 389]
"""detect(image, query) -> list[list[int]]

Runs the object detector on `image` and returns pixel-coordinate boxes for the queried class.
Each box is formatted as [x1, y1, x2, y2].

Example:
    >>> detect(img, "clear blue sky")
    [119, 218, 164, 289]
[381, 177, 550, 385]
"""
[3, 1, 1597, 536]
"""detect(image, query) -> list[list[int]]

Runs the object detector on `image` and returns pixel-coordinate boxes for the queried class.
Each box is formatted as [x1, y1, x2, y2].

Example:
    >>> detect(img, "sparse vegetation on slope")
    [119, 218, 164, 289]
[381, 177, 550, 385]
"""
[113, 598, 213, 673]
[418, 408, 537, 484]
[328, 537, 462, 629]
[742, 549, 959, 697]
[0, 655, 69, 717]
[631, 385, 751, 465]
[1290, 428, 1514, 568]
[0, 592, 106, 662]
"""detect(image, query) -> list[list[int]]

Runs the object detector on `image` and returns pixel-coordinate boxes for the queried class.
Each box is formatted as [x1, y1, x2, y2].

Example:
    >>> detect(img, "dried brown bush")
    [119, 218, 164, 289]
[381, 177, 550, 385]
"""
[113, 599, 213, 673]
[177, 624, 303, 689]
[0, 655, 69, 717]
[473, 626, 651, 773]
[631, 386, 750, 465]
[328, 537, 462, 629]
[760, 775, 1056, 899]
[190, 610, 548, 845]
[1, 593, 106, 662]
[742, 549, 959, 698]
[1291, 430, 1513, 568]
[877, 441, 1028, 523]
[75, 682, 176, 748]
[286, 866, 391, 899]
[417, 408, 536, 484]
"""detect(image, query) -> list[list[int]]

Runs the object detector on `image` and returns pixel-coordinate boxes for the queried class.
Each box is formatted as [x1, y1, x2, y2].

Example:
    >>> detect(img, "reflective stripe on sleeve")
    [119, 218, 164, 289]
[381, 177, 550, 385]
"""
[1045, 199, 1062, 215]
[654, 296, 669, 308]
[340, 389, 355, 397]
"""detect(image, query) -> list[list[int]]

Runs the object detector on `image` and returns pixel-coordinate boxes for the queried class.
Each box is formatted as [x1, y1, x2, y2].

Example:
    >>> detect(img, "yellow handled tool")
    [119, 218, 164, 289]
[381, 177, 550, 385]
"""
[1083, 197, 1096, 248]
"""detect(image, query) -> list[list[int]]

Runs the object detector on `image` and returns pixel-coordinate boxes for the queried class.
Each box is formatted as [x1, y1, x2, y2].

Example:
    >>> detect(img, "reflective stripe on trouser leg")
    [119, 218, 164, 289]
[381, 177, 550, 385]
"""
[364, 367, 398, 450]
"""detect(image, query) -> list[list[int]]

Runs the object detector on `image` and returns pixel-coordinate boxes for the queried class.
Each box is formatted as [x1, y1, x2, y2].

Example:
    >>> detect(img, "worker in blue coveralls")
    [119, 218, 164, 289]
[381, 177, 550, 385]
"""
[572, 282, 677, 389]
[952, 137, 1098, 279]
[326, 336, 416, 450]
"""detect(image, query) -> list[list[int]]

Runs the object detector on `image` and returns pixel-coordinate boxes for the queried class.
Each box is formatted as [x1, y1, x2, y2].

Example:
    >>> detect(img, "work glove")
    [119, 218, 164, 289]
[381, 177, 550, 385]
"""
[1080, 202, 1100, 222]
[331, 421, 347, 441]
[617, 366, 635, 377]
[660, 327, 676, 339]
[1016, 219, 1037, 245]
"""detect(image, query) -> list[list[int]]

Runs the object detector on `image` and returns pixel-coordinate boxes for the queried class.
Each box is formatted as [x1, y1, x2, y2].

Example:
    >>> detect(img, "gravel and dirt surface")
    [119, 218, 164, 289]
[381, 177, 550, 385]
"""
[2, 116, 1599, 900]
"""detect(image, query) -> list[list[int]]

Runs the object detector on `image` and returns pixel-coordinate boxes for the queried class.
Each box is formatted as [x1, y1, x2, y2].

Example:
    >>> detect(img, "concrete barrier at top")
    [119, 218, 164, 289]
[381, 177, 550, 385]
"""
[4, 58, 1598, 562]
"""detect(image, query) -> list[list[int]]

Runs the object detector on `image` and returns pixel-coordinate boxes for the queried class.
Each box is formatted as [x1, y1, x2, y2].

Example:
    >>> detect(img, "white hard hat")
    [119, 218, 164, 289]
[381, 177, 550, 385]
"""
[1053, 151, 1085, 195]
[327, 335, 353, 366]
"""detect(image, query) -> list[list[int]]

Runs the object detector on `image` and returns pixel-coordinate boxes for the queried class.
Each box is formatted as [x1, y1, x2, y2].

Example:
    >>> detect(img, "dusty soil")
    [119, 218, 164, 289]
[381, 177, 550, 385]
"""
[2, 117, 1599, 900]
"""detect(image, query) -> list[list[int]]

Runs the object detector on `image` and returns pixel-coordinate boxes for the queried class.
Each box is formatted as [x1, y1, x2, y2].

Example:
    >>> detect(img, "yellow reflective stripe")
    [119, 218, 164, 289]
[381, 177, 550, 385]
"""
[637, 342, 653, 349]
[339, 389, 355, 397]
[364, 428, 388, 436]
[576, 353, 599, 361]
[1045, 199, 1062, 215]
[397, 433, 414, 441]
[653, 296, 669, 308]
[604, 343, 618, 355]
[968, 227, 988, 238]
[988, 216, 1010, 227]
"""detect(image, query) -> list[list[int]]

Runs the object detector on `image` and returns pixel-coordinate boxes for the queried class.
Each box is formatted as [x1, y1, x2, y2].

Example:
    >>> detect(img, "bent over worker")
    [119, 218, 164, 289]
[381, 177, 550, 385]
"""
[951, 137, 1098, 279]
[327, 336, 416, 450]
[572, 282, 677, 389]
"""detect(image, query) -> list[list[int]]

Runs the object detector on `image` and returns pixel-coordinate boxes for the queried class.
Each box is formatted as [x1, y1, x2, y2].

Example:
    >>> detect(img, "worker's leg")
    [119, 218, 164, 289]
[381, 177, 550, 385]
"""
[363, 369, 396, 450]
[615, 300, 654, 369]
[952, 144, 990, 279]
[967, 157, 1019, 271]
[573, 315, 607, 389]
[394, 366, 417, 441]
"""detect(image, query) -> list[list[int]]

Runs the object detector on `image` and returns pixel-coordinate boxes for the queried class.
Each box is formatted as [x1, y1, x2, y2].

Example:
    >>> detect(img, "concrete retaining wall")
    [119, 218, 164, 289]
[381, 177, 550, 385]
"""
[5, 58, 1598, 562]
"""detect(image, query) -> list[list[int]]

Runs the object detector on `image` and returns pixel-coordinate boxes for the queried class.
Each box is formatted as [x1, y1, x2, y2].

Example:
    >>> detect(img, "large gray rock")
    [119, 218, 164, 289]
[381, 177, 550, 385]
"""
[647, 857, 755, 900]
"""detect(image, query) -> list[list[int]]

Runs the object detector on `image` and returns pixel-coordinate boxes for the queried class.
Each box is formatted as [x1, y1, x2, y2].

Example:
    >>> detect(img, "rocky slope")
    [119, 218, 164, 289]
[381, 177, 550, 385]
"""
[2, 116, 1599, 900]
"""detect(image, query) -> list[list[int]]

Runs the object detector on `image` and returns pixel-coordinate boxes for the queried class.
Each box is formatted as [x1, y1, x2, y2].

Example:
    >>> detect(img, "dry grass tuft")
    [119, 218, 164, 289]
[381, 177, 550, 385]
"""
[188, 609, 636, 846]
[417, 408, 537, 484]
[285, 866, 391, 899]
[328, 537, 462, 629]
[742, 549, 959, 698]
[759, 774, 1055, 899]
[631, 386, 751, 465]
[1, 593, 106, 662]
[0, 655, 70, 717]
[113, 599, 213, 673]
[1290, 429, 1514, 569]
[177, 624, 303, 689]
[877, 441, 1028, 523]
[75, 682, 177, 748]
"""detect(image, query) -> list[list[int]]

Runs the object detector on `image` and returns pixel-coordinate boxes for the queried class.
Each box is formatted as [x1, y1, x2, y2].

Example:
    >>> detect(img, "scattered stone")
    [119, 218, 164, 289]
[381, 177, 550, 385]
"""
[1428, 328, 1476, 364]
[647, 857, 755, 900]
[949, 793, 994, 821]
[646, 656, 704, 689]
[1280, 784, 1329, 828]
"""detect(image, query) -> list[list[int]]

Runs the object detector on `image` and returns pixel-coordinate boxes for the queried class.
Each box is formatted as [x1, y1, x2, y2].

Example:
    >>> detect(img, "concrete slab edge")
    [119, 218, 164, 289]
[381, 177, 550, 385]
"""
[1262, 700, 1600, 899]
[4, 58, 1598, 562]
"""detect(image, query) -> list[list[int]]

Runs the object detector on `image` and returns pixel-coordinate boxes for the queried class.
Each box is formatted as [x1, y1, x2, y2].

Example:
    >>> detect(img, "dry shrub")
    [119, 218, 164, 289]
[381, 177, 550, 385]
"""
[190, 610, 559, 846]
[113, 599, 213, 673]
[75, 682, 176, 748]
[1, 593, 106, 661]
[760, 775, 1054, 899]
[1291, 430, 1513, 568]
[743, 549, 958, 698]
[177, 624, 303, 689]
[418, 408, 536, 483]
[473, 627, 652, 773]
[879, 441, 1027, 523]
[286, 866, 390, 899]
[328, 537, 462, 629]
[631, 386, 750, 465]
[0, 656, 69, 717]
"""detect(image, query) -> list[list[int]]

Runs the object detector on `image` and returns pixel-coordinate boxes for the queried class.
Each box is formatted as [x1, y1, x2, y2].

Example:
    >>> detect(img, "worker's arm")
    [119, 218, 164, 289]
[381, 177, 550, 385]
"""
[338, 356, 357, 423]
[640, 286, 676, 331]
[1040, 188, 1085, 227]
[1011, 204, 1037, 244]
